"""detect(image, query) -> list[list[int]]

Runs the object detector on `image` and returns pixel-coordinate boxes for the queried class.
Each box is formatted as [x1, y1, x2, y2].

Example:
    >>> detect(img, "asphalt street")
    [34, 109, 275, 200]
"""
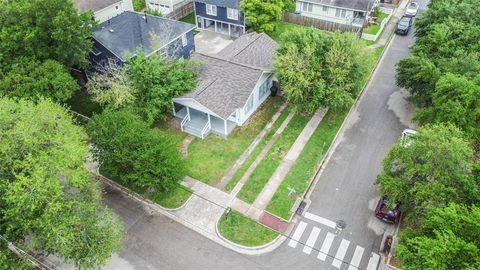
[98, 3, 427, 268]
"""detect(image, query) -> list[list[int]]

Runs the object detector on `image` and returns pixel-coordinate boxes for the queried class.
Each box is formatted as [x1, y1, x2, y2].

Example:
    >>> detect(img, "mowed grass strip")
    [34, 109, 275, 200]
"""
[217, 211, 279, 247]
[184, 97, 283, 186]
[266, 109, 346, 219]
[266, 45, 386, 220]
[237, 113, 310, 203]
[225, 107, 291, 192]
[150, 184, 192, 209]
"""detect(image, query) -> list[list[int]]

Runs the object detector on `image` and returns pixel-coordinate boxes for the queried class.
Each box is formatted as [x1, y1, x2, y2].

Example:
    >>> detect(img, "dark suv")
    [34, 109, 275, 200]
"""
[395, 16, 413, 35]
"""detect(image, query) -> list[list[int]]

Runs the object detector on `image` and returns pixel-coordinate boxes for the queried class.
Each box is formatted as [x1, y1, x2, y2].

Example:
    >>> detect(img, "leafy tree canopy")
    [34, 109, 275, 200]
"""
[0, 98, 124, 269]
[127, 52, 198, 124]
[241, 0, 285, 33]
[274, 29, 367, 113]
[377, 124, 479, 222]
[0, 0, 95, 69]
[87, 109, 185, 193]
[397, 203, 480, 270]
[0, 59, 79, 102]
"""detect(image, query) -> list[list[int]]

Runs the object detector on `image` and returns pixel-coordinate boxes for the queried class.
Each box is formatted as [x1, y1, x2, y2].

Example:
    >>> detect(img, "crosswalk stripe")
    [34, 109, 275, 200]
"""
[317, 232, 335, 261]
[302, 227, 321, 255]
[332, 239, 350, 269]
[366, 252, 380, 270]
[304, 212, 337, 229]
[288, 221, 307, 248]
[347, 246, 365, 270]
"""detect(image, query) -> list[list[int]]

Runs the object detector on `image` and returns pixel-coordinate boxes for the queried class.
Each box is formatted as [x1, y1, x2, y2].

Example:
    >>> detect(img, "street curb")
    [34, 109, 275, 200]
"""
[99, 173, 289, 255]
[214, 217, 287, 253]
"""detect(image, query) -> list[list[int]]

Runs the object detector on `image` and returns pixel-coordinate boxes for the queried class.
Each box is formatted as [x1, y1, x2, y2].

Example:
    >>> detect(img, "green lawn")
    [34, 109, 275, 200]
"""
[266, 110, 346, 219]
[150, 184, 192, 209]
[237, 112, 310, 204]
[182, 97, 284, 186]
[376, 11, 389, 23]
[217, 211, 279, 247]
[266, 45, 386, 220]
[152, 118, 188, 147]
[363, 24, 381, 35]
[225, 108, 291, 192]
[180, 13, 196, 25]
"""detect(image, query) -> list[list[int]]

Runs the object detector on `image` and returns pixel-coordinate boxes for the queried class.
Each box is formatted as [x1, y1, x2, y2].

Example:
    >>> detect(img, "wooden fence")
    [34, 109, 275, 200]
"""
[166, 1, 194, 20]
[282, 13, 362, 33]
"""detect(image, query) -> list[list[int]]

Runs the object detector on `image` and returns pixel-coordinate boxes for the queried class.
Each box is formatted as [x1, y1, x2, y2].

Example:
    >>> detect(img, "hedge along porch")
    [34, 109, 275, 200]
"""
[172, 33, 279, 138]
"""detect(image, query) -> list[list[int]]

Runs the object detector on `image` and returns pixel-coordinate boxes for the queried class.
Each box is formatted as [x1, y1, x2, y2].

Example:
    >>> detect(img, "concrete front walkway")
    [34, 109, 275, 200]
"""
[217, 102, 289, 190]
[252, 108, 328, 211]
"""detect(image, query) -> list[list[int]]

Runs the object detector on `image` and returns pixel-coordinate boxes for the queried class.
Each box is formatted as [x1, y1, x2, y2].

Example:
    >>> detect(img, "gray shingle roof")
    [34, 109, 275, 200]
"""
[179, 53, 264, 119]
[305, 0, 373, 11]
[74, 0, 121, 13]
[93, 11, 195, 61]
[195, 0, 240, 9]
[217, 33, 279, 70]
[176, 32, 279, 119]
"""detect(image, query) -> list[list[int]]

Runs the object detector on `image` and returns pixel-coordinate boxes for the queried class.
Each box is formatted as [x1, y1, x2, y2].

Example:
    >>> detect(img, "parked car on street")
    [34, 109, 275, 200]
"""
[375, 195, 401, 224]
[395, 16, 413, 35]
[405, 1, 419, 17]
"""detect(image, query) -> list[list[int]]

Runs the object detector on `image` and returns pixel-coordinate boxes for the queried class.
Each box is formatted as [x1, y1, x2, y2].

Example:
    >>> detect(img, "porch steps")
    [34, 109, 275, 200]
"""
[183, 120, 210, 138]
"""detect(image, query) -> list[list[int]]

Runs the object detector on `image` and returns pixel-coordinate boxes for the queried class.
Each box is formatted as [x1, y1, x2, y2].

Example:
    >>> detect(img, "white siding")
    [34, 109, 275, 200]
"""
[295, 1, 355, 25]
[238, 72, 274, 125]
[94, 0, 133, 23]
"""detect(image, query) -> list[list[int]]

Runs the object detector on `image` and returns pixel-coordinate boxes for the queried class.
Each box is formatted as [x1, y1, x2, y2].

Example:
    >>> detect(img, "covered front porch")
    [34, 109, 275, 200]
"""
[197, 16, 244, 37]
[174, 104, 236, 139]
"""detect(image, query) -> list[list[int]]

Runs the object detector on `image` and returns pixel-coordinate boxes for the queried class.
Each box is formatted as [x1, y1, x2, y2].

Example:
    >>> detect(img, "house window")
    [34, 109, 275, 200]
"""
[244, 94, 254, 114]
[206, 4, 217, 16]
[259, 78, 271, 99]
[335, 8, 346, 18]
[302, 2, 313, 13]
[181, 34, 187, 47]
[227, 8, 238, 20]
[322, 6, 328, 12]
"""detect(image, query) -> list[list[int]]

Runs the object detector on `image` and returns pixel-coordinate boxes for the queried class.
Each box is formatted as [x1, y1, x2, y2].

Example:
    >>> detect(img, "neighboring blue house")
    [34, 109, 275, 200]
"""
[172, 33, 279, 139]
[90, 11, 196, 68]
[194, 0, 245, 37]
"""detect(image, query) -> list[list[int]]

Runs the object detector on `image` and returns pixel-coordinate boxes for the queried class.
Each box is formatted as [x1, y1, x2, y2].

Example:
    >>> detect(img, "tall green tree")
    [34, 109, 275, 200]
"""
[0, 59, 79, 102]
[0, 98, 124, 269]
[397, 203, 480, 270]
[87, 109, 185, 193]
[127, 52, 197, 124]
[0, 0, 95, 69]
[274, 29, 367, 113]
[241, 0, 285, 32]
[377, 124, 479, 222]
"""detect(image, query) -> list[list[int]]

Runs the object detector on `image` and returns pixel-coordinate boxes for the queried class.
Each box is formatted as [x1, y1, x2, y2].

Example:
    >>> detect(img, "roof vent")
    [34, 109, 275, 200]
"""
[109, 29, 114, 33]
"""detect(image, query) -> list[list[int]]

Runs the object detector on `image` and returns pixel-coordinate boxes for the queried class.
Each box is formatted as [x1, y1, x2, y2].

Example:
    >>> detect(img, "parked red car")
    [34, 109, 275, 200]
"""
[375, 195, 401, 224]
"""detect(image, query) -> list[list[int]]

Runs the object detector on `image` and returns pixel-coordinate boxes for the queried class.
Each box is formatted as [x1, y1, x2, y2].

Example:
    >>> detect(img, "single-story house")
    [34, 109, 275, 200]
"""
[295, 0, 377, 27]
[90, 11, 196, 68]
[172, 32, 279, 138]
[194, 0, 245, 37]
[74, 0, 133, 23]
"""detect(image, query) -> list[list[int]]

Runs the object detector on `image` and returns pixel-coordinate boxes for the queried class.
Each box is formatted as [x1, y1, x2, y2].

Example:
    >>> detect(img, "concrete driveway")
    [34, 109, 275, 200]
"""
[194, 30, 234, 54]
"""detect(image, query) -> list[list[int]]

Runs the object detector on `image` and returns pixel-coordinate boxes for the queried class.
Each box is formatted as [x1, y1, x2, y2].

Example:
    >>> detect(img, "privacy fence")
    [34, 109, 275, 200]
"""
[282, 13, 363, 33]
[166, 1, 194, 20]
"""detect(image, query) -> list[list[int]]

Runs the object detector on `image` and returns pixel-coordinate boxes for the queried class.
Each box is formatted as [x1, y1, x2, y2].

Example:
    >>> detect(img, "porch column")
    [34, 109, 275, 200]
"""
[224, 119, 227, 135]
[186, 106, 190, 121]
[215, 21, 217, 32]
[208, 114, 211, 127]
[228, 24, 231, 36]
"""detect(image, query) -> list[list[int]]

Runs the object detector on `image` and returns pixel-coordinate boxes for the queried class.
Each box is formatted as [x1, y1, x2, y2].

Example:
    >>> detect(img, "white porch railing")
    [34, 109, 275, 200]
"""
[180, 114, 189, 131]
[200, 117, 211, 139]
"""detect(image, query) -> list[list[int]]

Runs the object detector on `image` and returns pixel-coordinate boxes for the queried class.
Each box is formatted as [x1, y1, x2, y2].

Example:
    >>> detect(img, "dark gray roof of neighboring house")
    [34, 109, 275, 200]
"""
[217, 33, 279, 70]
[93, 11, 195, 61]
[74, 0, 121, 13]
[306, 0, 374, 11]
[195, 0, 240, 9]
[176, 33, 279, 119]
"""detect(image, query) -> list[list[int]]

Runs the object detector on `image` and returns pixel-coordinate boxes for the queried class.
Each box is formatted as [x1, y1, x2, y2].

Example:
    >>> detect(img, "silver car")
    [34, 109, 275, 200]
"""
[405, 1, 419, 16]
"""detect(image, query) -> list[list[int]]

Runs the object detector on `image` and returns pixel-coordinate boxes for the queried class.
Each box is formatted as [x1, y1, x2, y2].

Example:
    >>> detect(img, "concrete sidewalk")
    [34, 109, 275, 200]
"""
[252, 108, 328, 211]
